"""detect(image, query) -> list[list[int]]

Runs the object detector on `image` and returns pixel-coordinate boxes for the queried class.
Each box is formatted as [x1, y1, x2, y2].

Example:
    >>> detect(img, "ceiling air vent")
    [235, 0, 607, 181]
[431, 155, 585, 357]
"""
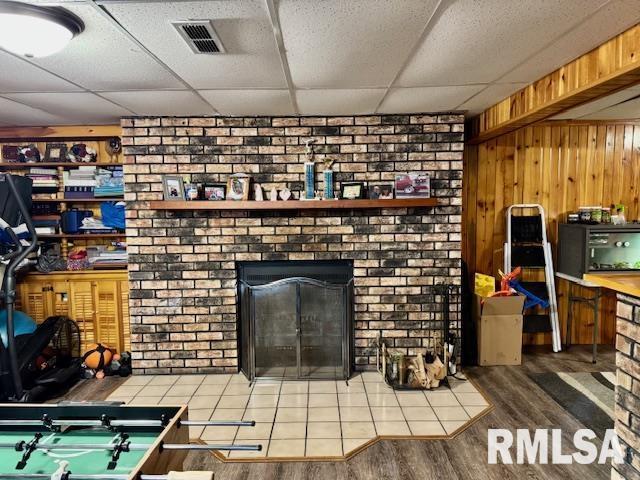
[172, 20, 225, 54]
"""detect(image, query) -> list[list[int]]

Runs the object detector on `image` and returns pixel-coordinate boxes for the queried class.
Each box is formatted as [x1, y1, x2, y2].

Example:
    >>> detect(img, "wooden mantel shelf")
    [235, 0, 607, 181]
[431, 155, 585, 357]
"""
[149, 198, 438, 211]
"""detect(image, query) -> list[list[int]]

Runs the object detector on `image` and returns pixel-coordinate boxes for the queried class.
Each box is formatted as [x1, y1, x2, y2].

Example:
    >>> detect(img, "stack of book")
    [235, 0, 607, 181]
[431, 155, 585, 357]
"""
[94, 166, 124, 197]
[28, 167, 58, 193]
[87, 243, 127, 268]
[63, 166, 96, 199]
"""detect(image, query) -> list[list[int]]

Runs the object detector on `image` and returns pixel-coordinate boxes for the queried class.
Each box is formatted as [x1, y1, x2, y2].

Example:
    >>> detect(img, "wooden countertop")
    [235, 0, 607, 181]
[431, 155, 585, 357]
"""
[583, 273, 640, 298]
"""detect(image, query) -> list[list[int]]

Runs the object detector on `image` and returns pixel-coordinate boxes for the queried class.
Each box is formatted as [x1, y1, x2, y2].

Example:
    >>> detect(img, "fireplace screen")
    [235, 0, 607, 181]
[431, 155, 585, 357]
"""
[238, 261, 353, 381]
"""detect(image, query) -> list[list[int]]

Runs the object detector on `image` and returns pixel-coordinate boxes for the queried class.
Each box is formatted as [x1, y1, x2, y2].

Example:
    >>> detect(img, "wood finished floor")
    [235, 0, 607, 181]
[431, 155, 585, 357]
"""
[57, 345, 616, 480]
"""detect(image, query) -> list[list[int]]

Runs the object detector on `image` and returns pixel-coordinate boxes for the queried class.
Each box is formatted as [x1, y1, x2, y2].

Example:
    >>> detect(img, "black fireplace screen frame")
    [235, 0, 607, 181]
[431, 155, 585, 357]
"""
[237, 261, 354, 382]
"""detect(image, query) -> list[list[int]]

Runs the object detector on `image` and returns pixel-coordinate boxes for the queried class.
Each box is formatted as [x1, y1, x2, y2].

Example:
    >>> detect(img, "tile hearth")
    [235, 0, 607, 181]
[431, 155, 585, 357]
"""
[107, 371, 491, 460]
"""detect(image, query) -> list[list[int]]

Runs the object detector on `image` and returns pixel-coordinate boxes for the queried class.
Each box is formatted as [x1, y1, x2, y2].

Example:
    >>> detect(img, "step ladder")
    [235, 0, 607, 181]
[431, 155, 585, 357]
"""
[503, 204, 561, 352]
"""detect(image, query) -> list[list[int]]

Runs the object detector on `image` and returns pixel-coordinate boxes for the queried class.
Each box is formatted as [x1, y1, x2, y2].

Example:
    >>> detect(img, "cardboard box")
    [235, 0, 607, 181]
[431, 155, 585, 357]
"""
[474, 294, 525, 366]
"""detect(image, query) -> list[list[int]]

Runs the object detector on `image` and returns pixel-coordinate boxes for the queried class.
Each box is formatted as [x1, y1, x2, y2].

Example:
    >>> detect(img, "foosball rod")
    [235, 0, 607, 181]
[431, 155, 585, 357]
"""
[2, 475, 172, 480]
[1, 442, 262, 452]
[0, 419, 256, 428]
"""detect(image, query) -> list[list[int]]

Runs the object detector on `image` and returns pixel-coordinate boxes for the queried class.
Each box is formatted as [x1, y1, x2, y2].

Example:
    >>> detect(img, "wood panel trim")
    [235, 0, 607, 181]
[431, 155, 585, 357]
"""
[468, 23, 640, 144]
[0, 125, 121, 139]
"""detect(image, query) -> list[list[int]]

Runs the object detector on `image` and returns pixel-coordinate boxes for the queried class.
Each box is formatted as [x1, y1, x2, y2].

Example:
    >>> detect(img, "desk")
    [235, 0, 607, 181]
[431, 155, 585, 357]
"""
[556, 272, 602, 363]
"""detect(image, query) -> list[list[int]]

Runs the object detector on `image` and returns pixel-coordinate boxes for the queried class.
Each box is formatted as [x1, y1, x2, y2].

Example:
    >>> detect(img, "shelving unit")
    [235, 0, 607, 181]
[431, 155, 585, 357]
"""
[149, 198, 438, 211]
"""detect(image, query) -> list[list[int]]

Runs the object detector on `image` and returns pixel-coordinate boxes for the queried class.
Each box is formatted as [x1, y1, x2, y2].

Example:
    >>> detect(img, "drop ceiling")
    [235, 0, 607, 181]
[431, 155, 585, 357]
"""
[551, 84, 640, 120]
[0, 0, 639, 125]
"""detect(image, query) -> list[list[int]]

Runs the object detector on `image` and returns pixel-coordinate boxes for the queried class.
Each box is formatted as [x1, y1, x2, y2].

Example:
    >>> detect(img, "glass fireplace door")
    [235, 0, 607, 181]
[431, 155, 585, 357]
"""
[251, 282, 297, 378]
[299, 282, 345, 379]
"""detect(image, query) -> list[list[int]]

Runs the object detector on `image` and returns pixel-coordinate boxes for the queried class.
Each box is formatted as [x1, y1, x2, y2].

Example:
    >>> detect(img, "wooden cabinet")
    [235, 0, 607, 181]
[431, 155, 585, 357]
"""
[17, 271, 130, 353]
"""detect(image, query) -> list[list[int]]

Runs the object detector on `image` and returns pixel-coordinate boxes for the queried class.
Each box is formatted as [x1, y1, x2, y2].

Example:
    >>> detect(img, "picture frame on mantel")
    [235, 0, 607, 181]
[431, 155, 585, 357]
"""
[226, 173, 251, 201]
[162, 175, 185, 200]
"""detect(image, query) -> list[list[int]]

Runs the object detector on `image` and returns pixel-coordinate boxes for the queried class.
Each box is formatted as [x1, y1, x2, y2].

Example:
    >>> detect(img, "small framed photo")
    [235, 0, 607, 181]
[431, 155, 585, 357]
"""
[368, 183, 394, 200]
[162, 175, 185, 200]
[204, 183, 226, 201]
[341, 182, 365, 199]
[1, 145, 19, 162]
[226, 173, 251, 201]
[44, 143, 68, 162]
[394, 172, 430, 198]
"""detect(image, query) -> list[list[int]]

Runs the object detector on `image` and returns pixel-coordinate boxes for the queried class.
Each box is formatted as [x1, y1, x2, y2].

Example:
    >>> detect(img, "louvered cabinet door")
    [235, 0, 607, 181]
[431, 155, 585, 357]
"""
[18, 281, 50, 324]
[69, 281, 97, 352]
[119, 280, 131, 352]
[50, 281, 71, 318]
[92, 280, 122, 352]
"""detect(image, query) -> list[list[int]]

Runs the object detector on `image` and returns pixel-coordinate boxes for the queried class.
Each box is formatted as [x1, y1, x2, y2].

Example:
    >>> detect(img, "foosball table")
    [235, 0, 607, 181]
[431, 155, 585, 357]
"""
[0, 403, 260, 479]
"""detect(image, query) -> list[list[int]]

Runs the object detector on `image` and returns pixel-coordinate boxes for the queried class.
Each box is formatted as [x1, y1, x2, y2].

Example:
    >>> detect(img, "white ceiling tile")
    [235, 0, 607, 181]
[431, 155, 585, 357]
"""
[2, 92, 131, 124]
[573, 93, 640, 120]
[199, 90, 293, 116]
[397, 0, 605, 87]
[457, 83, 528, 115]
[0, 51, 80, 93]
[278, 0, 439, 88]
[378, 85, 484, 114]
[552, 85, 640, 120]
[100, 90, 216, 116]
[104, 0, 287, 89]
[0, 97, 67, 126]
[296, 89, 386, 115]
[28, 3, 183, 91]
[501, 0, 640, 83]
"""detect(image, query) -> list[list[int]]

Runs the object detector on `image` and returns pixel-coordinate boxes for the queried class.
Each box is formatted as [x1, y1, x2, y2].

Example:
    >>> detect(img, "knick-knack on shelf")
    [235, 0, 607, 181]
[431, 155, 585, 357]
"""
[254, 184, 264, 201]
[279, 187, 291, 201]
[269, 187, 278, 201]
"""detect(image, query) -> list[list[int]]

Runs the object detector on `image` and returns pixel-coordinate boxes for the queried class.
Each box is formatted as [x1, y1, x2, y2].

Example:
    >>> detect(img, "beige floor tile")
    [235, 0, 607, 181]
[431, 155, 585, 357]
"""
[408, 421, 446, 436]
[366, 393, 399, 407]
[211, 408, 244, 421]
[148, 375, 180, 386]
[337, 381, 365, 393]
[203, 374, 232, 385]
[309, 381, 337, 394]
[105, 396, 128, 403]
[188, 409, 214, 420]
[140, 385, 171, 397]
[158, 396, 190, 406]
[308, 393, 338, 407]
[278, 394, 308, 408]
[246, 395, 279, 408]
[228, 374, 250, 385]
[166, 384, 199, 397]
[243, 408, 276, 423]
[441, 420, 467, 434]
[341, 422, 375, 438]
[110, 385, 144, 398]
[193, 383, 226, 396]
[128, 396, 161, 405]
[275, 407, 307, 423]
[371, 406, 405, 422]
[307, 422, 341, 439]
[123, 376, 154, 386]
[268, 439, 305, 457]
[175, 375, 206, 385]
[307, 407, 340, 422]
[189, 426, 205, 439]
[200, 425, 238, 441]
[455, 393, 488, 406]
[228, 439, 268, 458]
[224, 383, 253, 395]
[217, 395, 249, 409]
[281, 382, 308, 394]
[360, 371, 382, 383]
[396, 393, 429, 407]
[188, 396, 219, 409]
[364, 382, 394, 395]
[425, 391, 460, 407]
[401, 406, 438, 421]
[464, 405, 490, 418]
[271, 422, 306, 439]
[342, 438, 370, 455]
[374, 421, 410, 435]
[337, 393, 368, 407]
[449, 379, 478, 393]
[433, 406, 469, 421]
[340, 406, 372, 422]
[236, 422, 273, 440]
[306, 438, 342, 457]
[252, 383, 281, 395]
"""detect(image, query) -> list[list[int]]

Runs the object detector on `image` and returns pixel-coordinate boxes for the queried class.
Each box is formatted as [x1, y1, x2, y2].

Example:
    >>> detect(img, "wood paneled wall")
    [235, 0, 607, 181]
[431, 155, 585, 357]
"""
[464, 121, 640, 346]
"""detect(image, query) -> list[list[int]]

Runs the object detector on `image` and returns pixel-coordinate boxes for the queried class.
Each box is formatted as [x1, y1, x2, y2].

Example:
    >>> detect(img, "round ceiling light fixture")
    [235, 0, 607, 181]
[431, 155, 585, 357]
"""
[0, 1, 84, 58]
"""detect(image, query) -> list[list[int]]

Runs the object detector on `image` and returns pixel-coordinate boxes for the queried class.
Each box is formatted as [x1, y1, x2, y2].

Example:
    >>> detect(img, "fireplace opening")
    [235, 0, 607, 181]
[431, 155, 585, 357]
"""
[237, 261, 353, 381]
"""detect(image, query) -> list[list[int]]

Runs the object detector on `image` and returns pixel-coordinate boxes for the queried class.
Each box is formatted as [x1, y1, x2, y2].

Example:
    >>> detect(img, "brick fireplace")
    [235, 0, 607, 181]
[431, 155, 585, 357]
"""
[123, 113, 463, 374]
